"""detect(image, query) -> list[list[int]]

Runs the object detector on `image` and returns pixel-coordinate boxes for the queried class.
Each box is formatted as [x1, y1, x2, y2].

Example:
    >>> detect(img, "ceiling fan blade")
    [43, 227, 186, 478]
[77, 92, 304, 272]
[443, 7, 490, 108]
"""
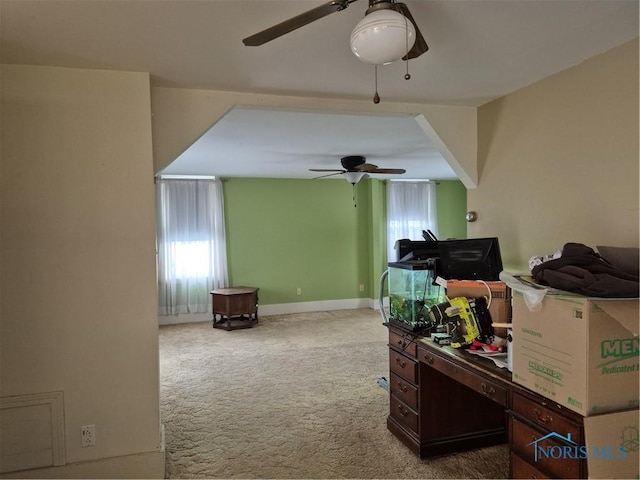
[356, 163, 378, 172]
[396, 3, 429, 60]
[243, 0, 356, 46]
[368, 168, 407, 174]
[312, 172, 343, 179]
[309, 168, 346, 172]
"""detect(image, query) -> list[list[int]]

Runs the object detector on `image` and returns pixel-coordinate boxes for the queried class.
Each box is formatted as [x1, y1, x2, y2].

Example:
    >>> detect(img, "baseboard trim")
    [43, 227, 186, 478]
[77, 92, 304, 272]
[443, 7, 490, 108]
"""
[159, 297, 389, 325]
[0, 449, 165, 479]
[158, 312, 211, 325]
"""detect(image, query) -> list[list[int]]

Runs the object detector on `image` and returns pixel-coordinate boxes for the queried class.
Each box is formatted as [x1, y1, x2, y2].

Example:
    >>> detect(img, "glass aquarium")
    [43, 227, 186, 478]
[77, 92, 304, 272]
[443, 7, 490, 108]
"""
[388, 260, 444, 330]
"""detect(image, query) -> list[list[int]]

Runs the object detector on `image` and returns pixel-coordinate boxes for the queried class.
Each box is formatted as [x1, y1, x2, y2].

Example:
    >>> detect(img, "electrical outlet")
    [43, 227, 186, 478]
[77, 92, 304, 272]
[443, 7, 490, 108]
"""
[296, 287, 302, 296]
[81, 424, 96, 447]
[359, 284, 365, 292]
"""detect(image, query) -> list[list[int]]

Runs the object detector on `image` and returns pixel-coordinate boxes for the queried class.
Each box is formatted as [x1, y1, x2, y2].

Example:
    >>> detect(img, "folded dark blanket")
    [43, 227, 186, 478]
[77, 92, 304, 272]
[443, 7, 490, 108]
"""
[531, 242, 639, 298]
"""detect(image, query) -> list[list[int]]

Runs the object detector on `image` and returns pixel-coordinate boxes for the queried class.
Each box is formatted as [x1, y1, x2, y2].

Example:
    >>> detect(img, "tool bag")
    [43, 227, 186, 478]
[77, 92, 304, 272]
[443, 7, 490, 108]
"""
[428, 296, 494, 348]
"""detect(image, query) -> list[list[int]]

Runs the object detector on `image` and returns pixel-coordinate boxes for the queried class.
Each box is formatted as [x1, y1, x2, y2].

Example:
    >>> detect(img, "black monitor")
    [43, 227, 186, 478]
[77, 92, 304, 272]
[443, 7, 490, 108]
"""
[395, 239, 439, 262]
[437, 237, 503, 281]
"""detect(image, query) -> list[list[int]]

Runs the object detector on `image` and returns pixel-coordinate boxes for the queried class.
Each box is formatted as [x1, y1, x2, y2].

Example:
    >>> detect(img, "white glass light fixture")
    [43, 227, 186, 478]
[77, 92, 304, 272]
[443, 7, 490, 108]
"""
[350, 8, 416, 65]
[343, 171, 367, 184]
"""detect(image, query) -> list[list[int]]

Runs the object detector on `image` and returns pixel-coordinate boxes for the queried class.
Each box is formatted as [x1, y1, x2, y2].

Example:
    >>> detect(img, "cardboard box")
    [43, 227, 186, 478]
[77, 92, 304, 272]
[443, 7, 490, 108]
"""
[583, 408, 640, 479]
[512, 291, 639, 416]
[445, 280, 512, 334]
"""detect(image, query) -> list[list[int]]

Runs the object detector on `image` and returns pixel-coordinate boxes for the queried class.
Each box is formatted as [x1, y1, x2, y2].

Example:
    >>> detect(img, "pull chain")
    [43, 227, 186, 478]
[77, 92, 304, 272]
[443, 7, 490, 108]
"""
[373, 65, 380, 104]
[405, 54, 411, 80]
[372, 16, 414, 103]
[404, 15, 411, 80]
[352, 183, 357, 207]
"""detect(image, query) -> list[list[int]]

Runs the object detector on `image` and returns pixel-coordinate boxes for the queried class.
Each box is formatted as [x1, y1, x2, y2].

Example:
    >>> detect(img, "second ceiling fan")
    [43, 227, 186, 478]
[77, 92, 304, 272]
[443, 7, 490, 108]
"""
[310, 155, 406, 184]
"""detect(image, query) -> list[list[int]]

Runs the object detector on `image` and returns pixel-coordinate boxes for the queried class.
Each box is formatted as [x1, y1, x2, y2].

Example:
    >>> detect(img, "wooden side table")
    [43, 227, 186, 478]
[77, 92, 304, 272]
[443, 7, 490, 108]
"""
[210, 286, 259, 331]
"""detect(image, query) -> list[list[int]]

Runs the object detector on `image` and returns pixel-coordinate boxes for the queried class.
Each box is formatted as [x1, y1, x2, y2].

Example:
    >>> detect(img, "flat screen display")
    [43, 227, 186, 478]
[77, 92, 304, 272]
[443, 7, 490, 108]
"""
[437, 237, 503, 281]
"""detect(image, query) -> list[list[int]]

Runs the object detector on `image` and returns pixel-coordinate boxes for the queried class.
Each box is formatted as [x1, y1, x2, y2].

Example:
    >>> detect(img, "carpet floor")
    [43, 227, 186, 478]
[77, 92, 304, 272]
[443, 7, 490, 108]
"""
[159, 309, 509, 479]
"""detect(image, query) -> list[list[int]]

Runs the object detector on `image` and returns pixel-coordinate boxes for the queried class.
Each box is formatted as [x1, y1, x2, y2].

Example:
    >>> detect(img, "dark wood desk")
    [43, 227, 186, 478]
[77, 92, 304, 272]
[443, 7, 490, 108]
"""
[386, 324, 593, 479]
[210, 287, 259, 330]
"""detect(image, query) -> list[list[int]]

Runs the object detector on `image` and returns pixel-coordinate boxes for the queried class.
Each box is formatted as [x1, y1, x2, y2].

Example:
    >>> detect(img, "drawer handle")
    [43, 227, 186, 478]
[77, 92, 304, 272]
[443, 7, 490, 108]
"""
[395, 358, 406, 368]
[534, 408, 553, 425]
[397, 381, 407, 393]
[480, 382, 496, 396]
[397, 404, 408, 417]
[424, 355, 434, 364]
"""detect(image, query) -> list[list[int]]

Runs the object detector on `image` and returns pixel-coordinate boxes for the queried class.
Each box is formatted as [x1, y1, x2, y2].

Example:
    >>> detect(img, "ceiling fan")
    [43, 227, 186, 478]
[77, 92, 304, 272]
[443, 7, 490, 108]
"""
[310, 155, 406, 184]
[242, 0, 429, 63]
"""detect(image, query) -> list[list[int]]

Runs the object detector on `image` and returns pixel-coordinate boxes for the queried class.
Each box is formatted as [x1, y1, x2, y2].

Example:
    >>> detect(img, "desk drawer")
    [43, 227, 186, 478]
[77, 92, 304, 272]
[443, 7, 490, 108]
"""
[389, 372, 418, 410]
[511, 452, 550, 479]
[389, 330, 417, 357]
[389, 350, 417, 383]
[511, 417, 580, 479]
[389, 395, 419, 434]
[512, 392, 581, 442]
[420, 349, 507, 406]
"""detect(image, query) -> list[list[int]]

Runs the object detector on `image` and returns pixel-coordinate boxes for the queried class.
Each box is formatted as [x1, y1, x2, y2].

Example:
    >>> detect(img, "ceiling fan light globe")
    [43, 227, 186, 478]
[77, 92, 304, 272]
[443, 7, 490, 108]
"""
[343, 171, 367, 184]
[350, 9, 416, 65]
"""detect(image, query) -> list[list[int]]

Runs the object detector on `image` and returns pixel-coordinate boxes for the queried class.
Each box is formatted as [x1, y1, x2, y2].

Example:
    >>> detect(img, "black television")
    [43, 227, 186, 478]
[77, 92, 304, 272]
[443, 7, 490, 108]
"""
[437, 237, 503, 281]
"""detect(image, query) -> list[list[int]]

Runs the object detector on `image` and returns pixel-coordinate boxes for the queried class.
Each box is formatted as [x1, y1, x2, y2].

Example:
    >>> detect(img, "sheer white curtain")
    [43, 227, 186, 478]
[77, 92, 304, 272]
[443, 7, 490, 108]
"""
[386, 181, 438, 262]
[156, 178, 228, 315]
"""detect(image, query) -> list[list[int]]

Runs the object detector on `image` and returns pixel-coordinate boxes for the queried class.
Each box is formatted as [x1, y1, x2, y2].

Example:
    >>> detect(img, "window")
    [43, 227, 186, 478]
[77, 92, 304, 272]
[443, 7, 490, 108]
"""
[166, 240, 212, 279]
[156, 178, 228, 315]
[386, 181, 438, 262]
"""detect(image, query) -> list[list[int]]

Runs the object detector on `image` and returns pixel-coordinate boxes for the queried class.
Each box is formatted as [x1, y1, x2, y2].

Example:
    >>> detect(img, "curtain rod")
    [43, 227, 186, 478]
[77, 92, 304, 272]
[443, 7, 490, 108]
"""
[156, 174, 217, 180]
[385, 179, 440, 184]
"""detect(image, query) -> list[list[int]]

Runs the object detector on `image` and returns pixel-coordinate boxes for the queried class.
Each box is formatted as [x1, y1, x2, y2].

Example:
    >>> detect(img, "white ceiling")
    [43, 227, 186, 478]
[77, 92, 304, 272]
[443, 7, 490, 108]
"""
[2, 0, 638, 181]
[161, 107, 459, 180]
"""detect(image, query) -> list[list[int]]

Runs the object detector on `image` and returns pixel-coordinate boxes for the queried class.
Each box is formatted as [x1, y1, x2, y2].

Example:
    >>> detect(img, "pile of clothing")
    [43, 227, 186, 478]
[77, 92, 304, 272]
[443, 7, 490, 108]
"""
[530, 242, 639, 298]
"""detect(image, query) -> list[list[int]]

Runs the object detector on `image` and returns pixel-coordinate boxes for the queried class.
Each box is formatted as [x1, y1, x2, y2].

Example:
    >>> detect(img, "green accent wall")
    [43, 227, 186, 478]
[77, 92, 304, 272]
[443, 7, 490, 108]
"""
[223, 177, 466, 305]
[223, 178, 368, 305]
[367, 179, 388, 300]
[436, 180, 467, 240]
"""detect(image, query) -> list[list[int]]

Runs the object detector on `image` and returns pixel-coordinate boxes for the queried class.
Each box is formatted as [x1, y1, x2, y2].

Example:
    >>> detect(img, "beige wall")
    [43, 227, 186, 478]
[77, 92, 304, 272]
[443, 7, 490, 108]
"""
[0, 65, 163, 477]
[471, 40, 639, 271]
